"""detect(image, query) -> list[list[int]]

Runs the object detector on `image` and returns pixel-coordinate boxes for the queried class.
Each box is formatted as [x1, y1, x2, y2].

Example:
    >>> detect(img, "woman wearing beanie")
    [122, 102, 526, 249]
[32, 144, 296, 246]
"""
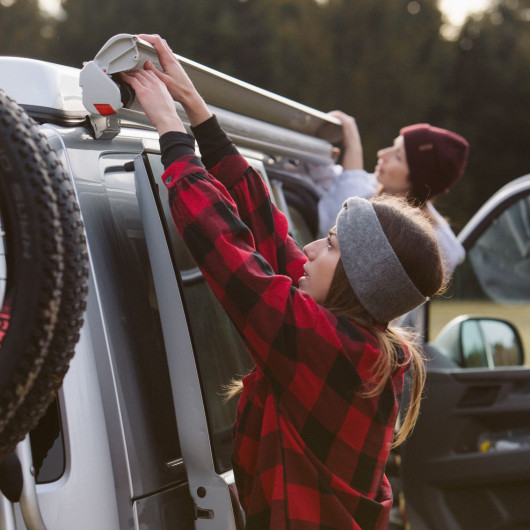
[122, 34, 445, 530]
[318, 111, 469, 276]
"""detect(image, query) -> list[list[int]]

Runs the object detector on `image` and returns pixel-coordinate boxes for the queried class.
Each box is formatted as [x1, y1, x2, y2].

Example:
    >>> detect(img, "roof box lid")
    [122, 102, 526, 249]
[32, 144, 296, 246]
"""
[0, 57, 85, 116]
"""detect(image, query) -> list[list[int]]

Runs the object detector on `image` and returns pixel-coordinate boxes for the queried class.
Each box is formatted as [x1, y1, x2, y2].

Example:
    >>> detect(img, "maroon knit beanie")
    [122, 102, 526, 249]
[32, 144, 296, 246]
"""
[400, 123, 469, 204]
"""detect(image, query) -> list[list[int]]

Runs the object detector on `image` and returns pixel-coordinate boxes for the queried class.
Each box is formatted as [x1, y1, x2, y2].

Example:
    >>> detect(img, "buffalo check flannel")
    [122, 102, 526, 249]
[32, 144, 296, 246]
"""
[160, 116, 409, 530]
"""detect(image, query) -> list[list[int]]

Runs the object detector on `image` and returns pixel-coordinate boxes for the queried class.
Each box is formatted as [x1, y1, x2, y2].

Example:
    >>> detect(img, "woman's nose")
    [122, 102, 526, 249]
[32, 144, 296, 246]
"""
[303, 240, 318, 260]
[377, 146, 389, 158]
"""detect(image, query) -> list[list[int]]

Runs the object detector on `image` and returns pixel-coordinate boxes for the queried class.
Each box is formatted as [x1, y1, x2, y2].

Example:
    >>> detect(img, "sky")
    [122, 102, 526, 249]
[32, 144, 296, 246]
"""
[38, 0, 493, 27]
[438, 0, 492, 26]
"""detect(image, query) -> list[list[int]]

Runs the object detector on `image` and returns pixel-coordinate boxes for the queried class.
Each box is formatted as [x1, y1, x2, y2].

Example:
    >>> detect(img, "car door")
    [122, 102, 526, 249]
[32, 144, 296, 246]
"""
[401, 176, 530, 530]
[134, 150, 246, 529]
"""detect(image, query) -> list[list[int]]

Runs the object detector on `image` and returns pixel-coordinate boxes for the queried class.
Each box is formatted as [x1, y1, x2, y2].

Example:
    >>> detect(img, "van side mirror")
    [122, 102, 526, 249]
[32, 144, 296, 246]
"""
[433, 316, 524, 368]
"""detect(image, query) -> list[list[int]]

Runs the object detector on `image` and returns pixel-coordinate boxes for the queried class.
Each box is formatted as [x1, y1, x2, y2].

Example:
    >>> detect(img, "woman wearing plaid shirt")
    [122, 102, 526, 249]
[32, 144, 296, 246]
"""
[122, 35, 445, 530]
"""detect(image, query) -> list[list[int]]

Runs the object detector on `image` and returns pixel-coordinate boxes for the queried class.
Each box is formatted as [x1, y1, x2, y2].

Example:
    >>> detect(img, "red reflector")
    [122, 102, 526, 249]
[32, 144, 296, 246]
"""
[94, 104, 116, 116]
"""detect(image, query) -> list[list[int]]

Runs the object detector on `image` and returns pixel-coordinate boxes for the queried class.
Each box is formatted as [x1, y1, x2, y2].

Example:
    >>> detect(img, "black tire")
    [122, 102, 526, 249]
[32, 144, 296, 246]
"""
[0, 89, 88, 459]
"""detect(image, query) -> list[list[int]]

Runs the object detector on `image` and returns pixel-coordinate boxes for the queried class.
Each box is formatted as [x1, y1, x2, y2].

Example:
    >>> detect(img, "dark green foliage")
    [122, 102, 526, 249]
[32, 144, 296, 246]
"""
[0, 0, 51, 59]
[1, 0, 529, 231]
[435, 0, 530, 228]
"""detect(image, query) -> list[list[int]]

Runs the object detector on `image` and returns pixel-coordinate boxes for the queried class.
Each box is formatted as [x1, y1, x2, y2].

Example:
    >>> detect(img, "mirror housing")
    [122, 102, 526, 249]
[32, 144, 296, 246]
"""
[433, 316, 524, 368]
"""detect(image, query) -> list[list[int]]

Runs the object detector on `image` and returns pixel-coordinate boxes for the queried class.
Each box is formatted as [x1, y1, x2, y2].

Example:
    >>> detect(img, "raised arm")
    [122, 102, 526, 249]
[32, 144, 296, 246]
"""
[328, 110, 363, 171]
[124, 35, 305, 279]
[318, 111, 374, 235]
[190, 116, 305, 281]
[121, 56, 378, 425]
[135, 34, 212, 127]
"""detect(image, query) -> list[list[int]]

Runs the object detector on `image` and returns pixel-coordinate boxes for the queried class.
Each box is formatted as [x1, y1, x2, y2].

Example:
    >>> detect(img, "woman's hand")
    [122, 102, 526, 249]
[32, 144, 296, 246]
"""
[137, 34, 212, 127]
[120, 69, 186, 135]
[328, 110, 363, 170]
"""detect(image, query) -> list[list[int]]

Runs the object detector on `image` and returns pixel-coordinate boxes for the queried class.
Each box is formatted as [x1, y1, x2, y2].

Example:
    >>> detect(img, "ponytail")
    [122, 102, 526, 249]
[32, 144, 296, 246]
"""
[322, 259, 426, 447]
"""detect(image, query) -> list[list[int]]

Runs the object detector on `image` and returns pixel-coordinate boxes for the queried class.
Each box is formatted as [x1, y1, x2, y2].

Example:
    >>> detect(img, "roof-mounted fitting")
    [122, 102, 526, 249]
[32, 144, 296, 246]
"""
[79, 33, 161, 138]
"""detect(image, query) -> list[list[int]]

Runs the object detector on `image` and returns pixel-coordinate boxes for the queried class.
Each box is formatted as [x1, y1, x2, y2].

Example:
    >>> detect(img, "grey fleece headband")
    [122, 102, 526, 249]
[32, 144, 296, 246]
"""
[336, 197, 428, 323]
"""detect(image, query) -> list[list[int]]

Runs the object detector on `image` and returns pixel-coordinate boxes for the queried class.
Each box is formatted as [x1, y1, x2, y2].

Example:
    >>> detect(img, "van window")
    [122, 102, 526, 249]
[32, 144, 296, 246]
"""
[82, 154, 184, 494]
[146, 153, 254, 473]
[30, 398, 65, 484]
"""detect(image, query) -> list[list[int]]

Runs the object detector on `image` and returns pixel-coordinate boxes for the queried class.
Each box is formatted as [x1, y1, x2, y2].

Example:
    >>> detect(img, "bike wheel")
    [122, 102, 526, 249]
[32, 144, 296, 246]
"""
[0, 89, 88, 459]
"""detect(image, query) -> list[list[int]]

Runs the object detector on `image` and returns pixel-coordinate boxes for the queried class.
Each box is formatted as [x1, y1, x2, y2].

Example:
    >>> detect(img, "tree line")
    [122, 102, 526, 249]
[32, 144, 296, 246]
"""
[1, 0, 529, 229]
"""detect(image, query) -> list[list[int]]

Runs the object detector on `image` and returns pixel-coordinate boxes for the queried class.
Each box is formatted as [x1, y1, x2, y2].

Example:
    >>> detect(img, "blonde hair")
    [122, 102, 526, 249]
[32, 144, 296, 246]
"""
[376, 182, 438, 225]
[323, 196, 445, 446]
[322, 259, 425, 447]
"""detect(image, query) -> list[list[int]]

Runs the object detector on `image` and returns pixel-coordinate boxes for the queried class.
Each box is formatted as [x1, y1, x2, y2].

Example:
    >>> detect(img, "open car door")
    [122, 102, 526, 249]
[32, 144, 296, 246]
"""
[401, 176, 530, 529]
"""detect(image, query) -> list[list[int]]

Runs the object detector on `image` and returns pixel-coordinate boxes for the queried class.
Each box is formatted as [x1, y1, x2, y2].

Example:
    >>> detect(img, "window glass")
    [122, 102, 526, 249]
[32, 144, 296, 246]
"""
[288, 206, 314, 247]
[480, 319, 521, 367]
[30, 398, 64, 484]
[469, 197, 530, 302]
[268, 167, 320, 245]
[430, 195, 530, 365]
[461, 320, 488, 367]
[85, 155, 183, 493]
[29, 155, 185, 488]
[147, 154, 253, 473]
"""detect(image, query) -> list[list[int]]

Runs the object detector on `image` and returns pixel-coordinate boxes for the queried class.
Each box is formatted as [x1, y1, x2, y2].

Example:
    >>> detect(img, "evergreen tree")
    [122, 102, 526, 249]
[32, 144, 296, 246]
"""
[324, 0, 454, 171]
[435, 0, 530, 228]
[0, 0, 52, 59]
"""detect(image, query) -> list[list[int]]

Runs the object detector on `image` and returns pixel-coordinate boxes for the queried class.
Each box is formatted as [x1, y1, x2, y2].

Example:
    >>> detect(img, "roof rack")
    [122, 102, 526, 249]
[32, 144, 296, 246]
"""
[0, 36, 342, 161]
[178, 54, 342, 144]
[77, 34, 342, 144]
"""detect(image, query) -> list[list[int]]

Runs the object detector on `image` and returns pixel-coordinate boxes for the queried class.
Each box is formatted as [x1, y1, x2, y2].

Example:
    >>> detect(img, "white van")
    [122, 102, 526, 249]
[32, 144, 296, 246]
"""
[0, 34, 340, 530]
[1, 34, 530, 530]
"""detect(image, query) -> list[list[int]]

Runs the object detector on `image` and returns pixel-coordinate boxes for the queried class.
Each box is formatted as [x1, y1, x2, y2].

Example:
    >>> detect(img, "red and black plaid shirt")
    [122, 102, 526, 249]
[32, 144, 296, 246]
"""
[161, 116, 409, 529]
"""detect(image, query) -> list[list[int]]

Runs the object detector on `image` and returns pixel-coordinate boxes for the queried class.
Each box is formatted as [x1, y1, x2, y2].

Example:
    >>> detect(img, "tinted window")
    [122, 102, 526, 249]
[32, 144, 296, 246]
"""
[83, 154, 183, 494]
[30, 398, 65, 484]
[147, 154, 253, 473]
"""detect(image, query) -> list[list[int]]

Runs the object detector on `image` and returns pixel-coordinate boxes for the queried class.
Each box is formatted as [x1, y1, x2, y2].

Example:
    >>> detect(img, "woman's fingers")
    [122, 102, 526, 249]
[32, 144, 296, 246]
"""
[132, 33, 209, 126]
[121, 68, 159, 94]
[144, 60, 169, 83]
[328, 110, 355, 125]
[121, 69, 145, 87]
[120, 71, 141, 89]
[136, 34, 187, 93]
[120, 68, 184, 134]
[138, 34, 176, 65]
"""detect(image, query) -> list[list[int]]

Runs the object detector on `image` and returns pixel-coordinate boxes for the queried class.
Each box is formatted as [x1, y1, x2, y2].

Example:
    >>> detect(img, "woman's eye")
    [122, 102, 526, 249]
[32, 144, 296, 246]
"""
[327, 238, 333, 248]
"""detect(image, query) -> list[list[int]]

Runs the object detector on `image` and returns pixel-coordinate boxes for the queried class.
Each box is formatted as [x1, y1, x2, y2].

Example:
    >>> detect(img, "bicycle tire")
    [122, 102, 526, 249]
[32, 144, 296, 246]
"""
[0, 89, 88, 459]
[0, 117, 89, 458]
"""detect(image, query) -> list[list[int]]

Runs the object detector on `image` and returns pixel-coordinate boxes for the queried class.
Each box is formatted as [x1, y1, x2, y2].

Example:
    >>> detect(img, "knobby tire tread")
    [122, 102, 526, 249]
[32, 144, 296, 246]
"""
[0, 89, 88, 459]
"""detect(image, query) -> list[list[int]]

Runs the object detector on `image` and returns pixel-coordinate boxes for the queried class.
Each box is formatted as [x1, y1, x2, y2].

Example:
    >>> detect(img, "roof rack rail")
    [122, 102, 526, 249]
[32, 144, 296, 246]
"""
[80, 34, 342, 143]
[178, 54, 342, 144]
[0, 35, 342, 155]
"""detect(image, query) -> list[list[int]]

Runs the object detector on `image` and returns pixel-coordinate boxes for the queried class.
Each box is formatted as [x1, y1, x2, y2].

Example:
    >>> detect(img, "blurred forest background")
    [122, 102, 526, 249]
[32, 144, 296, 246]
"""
[1, 0, 529, 230]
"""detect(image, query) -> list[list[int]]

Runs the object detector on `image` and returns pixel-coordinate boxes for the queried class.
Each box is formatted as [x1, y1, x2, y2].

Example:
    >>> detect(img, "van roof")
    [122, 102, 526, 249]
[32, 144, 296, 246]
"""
[0, 57, 86, 121]
[0, 56, 342, 144]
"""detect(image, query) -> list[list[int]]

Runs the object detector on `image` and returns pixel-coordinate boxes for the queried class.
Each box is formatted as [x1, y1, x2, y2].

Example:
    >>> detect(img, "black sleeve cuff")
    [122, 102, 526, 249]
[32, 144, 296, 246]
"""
[191, 115, 239, 169]
[160, 131, 196, 170]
